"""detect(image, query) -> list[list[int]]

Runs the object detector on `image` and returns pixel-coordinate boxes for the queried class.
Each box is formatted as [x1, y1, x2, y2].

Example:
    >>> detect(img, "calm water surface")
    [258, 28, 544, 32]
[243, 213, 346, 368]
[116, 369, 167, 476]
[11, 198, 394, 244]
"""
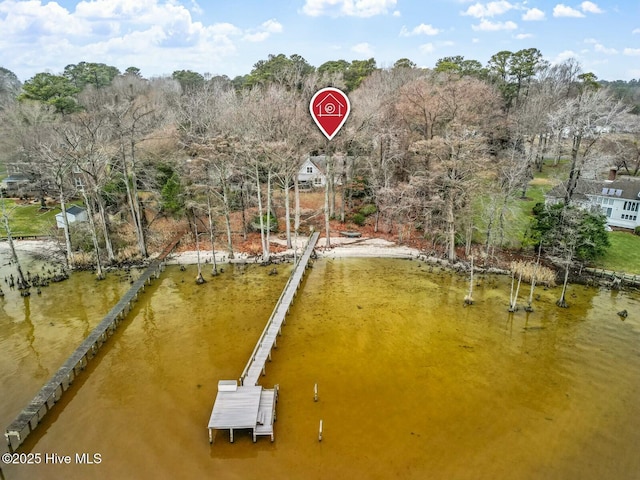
[1, 257, 639, 480]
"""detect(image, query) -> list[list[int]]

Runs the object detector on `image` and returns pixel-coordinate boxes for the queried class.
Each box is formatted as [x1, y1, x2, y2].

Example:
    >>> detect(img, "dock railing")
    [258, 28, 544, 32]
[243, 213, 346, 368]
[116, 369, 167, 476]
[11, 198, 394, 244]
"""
[239, 232, 319, 386]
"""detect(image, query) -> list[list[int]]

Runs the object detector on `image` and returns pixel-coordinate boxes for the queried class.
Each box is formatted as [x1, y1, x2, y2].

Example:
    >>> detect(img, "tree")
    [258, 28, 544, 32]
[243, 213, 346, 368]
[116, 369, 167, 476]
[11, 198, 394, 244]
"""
[0, 67, 21, 107]
[159, 167, 185, 216]
[125, 67, 142, 78]
[56, 111, 117, 268]
[63, 62, 120, 90]
[235, 83, 309, 258]
[398, 73, 504, 261]
[527, 203, 610, 307]
[508, 48, 546, 103]
[548, 87, 630, 206]
[172, 70, 205, 93]
[344, 58, 377, 92]
[393, 58, 416, 70]
[19, 72, 81, 114]
[435, 56, 486, 79]
[1, 192, 30, 293]
[347, 67, 420, 233]
[175, 81, 241, 259]
[244, 53, 315, 89]
[98, 75, 172, 258]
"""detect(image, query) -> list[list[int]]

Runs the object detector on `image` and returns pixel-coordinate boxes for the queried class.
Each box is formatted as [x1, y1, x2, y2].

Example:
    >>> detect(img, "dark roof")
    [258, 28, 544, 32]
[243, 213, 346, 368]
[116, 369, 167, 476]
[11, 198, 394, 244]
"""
[547, 177, 640, 201]
[3, 173, 32, 182]
[66, 205, 86, 215]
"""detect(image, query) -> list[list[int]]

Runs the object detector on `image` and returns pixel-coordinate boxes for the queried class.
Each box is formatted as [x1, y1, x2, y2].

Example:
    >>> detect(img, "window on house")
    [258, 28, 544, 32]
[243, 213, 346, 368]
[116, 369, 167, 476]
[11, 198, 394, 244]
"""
[615, 189, 622, 196]
[314, 177, 322, 186]
[602, 188, 608, 195]
[306, 166, 313, 174]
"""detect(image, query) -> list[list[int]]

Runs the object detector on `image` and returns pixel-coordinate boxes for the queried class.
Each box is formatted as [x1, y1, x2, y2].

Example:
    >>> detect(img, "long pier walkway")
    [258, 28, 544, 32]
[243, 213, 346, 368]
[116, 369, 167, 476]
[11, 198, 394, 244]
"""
[208, 232, 319, 443]
[3, 232, 185, 453]
[241, 231, 319, 386]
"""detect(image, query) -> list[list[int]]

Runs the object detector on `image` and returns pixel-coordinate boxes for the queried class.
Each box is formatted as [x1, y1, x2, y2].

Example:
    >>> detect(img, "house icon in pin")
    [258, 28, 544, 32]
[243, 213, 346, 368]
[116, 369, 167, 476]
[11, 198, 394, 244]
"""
[314, 93, 345, 117]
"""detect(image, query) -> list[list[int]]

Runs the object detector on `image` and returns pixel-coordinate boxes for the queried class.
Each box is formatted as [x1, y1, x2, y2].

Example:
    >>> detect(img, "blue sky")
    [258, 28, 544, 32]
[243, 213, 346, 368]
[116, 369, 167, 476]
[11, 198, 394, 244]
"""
[1, 0, 639, 82]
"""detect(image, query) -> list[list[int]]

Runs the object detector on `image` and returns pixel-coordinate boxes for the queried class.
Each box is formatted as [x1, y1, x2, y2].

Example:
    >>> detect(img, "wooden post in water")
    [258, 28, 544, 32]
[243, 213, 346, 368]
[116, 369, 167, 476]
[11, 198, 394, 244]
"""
[314, 383, 318, 402]
[318, 420, 323, 442]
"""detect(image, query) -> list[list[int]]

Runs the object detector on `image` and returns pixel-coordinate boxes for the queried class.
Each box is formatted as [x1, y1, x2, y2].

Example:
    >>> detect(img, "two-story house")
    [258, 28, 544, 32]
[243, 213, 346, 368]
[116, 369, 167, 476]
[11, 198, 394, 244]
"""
[546, 169, 640, 230]
[297, 155, 346, 188]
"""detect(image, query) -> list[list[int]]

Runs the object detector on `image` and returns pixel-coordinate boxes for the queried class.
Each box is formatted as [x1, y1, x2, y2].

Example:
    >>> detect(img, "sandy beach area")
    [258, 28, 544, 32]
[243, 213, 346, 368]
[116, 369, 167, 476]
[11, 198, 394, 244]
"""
[1, 236, 421, 267]
[164, 236, 421, 265]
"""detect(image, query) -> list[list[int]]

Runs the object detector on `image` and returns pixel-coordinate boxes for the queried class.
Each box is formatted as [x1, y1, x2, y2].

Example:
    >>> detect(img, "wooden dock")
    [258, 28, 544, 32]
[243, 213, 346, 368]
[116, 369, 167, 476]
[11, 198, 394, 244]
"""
[208, 232, 319, 443]
[241, 232, 319, 386]
[3, 232, 185, 453]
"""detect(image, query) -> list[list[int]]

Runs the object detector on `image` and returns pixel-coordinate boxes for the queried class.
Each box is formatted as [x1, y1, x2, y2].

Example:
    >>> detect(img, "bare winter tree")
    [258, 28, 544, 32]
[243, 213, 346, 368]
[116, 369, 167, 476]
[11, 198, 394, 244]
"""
[548, 86, 631, 205]
[99, 76, 173, 258]
[399, 73, 504, 261]
[1, 191, 30, 292]
[175, 81, 242, 260]
[347, 68, 419, 234]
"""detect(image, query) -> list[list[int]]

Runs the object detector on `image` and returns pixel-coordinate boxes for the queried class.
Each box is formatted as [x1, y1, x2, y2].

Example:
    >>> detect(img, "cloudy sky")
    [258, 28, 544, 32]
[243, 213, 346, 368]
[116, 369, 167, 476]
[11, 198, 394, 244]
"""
[1, 0, 638, 82]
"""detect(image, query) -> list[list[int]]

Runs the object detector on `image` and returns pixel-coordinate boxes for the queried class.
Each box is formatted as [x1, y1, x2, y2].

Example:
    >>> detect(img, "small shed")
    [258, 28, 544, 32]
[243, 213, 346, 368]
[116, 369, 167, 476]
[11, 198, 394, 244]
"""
[55, 205, 88, 229]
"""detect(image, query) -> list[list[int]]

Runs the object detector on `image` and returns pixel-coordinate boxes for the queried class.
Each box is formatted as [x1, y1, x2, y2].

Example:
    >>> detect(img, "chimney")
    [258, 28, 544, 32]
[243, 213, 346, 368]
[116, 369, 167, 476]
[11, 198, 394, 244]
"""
[608, 167, 618, 181]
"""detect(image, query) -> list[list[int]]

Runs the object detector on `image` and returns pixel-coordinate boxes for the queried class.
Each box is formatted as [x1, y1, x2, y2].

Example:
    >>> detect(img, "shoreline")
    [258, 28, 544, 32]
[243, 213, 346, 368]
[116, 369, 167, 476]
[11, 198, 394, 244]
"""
[0, 236, 420, 265]
[164, 236, 421, 265]
[3, 237, 639, 289]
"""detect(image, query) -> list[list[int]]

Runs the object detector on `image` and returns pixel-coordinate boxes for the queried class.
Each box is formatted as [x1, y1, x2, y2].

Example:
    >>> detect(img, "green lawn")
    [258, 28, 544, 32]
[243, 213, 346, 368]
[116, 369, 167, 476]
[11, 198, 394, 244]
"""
[594, 231, 640, 274]
[473, 161, 564, 249]
[0, 199, 60, 237]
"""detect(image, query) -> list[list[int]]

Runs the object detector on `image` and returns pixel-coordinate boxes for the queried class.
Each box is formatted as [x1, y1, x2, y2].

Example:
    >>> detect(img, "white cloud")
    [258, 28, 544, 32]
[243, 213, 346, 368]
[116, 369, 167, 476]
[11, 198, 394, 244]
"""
[0, 0, 294, 79]
[462, 1, 515, 18]
[301, 0, 397, 17]
[583, 38, 597, 44]
[551, 50, 579, 64]
[351, 42, 374, 56]
[420, 43, 435, 53]
[472, 18, 518, 31]
[189, 1, 204, 16]
[399, 23, 440, 36]
[243, 19, 283, 42]
[515, 33, 533, 39]
[624, 48, 640, 56]
[594, 43, 618, 55]
[553, 4, 585, 18]
[393, 10, 401, 17]
[522, 8, 545, 21]
[0, 0, 90, 37]
[633, 28, 640, 34]
[580, 1, 603, 13]
[472, 37, 480, 43]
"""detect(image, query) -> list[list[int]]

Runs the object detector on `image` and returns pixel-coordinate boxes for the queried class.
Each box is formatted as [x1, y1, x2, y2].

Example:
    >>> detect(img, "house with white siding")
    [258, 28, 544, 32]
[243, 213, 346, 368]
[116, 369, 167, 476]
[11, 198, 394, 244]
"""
[297, 155, 346, 188]
[546, 170, 640, 230]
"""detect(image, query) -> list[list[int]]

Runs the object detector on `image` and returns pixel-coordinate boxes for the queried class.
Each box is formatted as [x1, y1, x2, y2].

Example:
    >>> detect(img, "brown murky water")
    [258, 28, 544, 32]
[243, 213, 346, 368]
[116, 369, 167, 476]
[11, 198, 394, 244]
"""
[1, 257, 639, 480]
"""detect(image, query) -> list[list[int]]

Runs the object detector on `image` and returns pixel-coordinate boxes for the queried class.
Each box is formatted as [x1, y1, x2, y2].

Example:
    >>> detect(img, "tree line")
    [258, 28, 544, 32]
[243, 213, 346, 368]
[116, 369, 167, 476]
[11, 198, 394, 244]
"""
[0, 50, 638, 287]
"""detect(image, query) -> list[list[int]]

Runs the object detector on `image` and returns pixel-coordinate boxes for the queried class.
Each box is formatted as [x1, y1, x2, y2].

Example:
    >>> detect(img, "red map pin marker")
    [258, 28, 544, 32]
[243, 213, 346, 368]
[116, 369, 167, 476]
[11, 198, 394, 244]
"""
[309, 87, 350, 140]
